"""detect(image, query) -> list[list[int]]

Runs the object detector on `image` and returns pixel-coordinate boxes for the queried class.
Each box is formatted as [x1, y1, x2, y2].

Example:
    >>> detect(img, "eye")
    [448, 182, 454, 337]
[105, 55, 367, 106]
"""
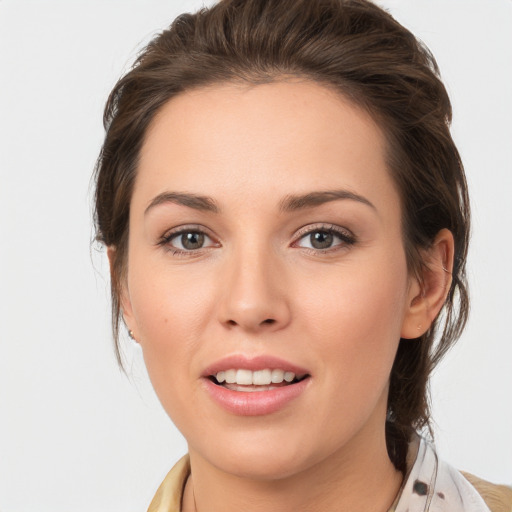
[294, 225, 355, 252]
[173, 231, 207, 250]
[160, 227, 218, 253]
[304, 231, 335, 250]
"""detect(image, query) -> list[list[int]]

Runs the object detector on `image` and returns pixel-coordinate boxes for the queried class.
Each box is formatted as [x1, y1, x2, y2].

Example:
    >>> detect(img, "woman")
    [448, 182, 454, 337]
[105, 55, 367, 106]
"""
[93, 0, 511, 510]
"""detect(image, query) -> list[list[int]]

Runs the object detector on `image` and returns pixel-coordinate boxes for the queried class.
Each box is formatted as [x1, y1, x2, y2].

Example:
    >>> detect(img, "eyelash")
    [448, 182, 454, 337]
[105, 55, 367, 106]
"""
[292, 224, 356, 254]
[158, 225, 219, 256]
[158, 223, 356, 256]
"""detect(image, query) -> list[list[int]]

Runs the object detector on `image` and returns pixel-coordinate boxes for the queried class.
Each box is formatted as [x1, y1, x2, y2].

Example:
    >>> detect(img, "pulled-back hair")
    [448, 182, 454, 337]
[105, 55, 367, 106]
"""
[94, 0, 470, 472]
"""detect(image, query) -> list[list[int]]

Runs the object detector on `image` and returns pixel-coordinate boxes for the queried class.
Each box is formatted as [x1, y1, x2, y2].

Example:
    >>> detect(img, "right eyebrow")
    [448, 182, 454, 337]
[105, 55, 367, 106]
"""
[144, 192, 220, 215]
[279, 189, 376, 212]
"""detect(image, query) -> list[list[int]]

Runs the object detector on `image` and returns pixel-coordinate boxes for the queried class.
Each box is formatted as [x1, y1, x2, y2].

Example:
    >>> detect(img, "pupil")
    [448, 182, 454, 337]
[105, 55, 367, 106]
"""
[311, 231, 333, 249]
[182, 232, 204, 250]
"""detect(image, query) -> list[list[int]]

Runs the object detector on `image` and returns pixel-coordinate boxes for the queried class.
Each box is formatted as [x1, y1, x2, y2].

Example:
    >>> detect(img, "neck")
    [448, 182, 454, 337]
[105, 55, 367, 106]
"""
[183, 424, 403, 512]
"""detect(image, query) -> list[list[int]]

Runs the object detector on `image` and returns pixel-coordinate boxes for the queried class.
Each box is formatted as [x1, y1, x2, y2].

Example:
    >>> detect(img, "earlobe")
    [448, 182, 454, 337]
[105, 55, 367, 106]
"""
[401, 229, 454, 339]
[107, 246, 138, 341]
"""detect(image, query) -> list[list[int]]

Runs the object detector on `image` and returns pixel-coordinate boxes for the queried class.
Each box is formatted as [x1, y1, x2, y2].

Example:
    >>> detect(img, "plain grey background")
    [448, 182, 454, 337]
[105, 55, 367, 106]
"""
[0, 1, 511, 510]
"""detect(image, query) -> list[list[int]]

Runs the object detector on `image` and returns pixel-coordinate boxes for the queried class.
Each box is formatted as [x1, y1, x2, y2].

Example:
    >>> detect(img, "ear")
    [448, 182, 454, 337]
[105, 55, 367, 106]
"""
[107, 246, 138, 341]
[401, 229, 454, 339]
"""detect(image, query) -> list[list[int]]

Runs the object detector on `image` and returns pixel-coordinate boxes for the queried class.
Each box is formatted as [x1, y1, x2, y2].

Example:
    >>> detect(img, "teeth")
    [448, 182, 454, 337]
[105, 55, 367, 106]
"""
[215, 368, 298, 386]
[253, 369, 272, 385]
[271, 369, 284, 383]
[236, 369, 253, 385]
[284, 371, 295, 382]
[225, 369, 236, 384]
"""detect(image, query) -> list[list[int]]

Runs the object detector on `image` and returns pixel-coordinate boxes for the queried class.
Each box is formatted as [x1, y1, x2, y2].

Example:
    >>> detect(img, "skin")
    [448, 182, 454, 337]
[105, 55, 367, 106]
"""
[114, 81, 453, 512]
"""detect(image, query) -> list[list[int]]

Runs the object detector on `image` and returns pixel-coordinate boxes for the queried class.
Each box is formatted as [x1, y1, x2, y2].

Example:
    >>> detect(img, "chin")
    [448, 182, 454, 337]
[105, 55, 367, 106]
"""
[214, 451, 311, 481]
[191, 428, 327, 482]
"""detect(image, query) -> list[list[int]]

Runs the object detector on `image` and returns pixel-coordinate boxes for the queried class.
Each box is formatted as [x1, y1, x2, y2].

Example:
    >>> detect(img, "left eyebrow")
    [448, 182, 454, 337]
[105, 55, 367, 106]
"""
[144, 192, 220, 215]
[279, 190, 376, 212]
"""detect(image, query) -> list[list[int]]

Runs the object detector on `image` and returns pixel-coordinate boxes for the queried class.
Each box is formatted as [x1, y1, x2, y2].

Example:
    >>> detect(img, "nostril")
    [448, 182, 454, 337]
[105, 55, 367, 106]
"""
[222, 315, 282, 329]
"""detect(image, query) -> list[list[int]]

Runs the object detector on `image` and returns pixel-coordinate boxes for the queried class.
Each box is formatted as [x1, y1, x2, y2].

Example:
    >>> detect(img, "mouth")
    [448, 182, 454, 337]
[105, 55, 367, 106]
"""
[201, 356, 311, 415]
[208, 368, 310, 392]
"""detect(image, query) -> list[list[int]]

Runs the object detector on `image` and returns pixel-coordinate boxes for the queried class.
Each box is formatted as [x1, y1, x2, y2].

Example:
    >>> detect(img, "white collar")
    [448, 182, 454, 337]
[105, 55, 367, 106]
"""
[393, 435, 490, 512]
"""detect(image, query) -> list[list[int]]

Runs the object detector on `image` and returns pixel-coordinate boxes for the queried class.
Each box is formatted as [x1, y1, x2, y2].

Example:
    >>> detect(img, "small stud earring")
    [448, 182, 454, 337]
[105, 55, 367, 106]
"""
[129, 330, 135, 340]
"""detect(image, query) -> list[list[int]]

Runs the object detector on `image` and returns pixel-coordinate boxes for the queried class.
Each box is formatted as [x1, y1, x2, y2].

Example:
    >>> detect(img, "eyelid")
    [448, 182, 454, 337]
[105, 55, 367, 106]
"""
[157, 223, 354, 254]
[291, 223, 356, 250]
[158, 224, 220, 251]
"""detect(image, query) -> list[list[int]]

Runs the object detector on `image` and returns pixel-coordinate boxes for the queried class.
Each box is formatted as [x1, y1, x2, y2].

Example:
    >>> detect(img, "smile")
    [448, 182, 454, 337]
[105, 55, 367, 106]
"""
[213, 368, 307, 391]
[202, 356, 311, 416]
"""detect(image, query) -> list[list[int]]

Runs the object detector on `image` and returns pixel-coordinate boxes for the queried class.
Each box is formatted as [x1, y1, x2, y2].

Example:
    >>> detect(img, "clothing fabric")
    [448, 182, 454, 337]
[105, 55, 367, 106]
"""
[147, 436, 511, 512]
[389, 436, 492, 512]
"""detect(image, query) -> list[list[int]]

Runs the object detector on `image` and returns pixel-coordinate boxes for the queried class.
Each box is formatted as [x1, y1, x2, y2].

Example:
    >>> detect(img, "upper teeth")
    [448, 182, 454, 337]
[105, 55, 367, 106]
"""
[215, 369, 297, 386]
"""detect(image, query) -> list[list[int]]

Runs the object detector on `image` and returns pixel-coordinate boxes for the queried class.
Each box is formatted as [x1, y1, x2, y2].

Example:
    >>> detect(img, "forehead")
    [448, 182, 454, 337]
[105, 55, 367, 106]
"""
[135, 80, 398, 215]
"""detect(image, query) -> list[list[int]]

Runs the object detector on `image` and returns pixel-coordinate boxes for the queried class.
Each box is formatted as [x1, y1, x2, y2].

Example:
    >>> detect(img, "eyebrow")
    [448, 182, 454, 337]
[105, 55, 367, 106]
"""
[144, 189, 375, 216]
[145, 192, 220, 215]
[279, 190, 376, 212]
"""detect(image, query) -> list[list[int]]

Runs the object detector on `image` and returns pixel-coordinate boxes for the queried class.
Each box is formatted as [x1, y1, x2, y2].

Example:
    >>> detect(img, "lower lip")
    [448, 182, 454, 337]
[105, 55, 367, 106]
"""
[202, 377, 310, 416]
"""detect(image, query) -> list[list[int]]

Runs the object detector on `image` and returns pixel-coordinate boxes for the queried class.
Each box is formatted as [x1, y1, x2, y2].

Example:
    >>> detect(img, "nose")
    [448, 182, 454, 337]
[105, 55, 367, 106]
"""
[217, 244, 291, 333]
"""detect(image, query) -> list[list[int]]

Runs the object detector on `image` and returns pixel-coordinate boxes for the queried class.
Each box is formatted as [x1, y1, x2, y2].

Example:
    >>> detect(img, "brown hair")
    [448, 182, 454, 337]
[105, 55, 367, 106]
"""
[93, 0, 470, 472]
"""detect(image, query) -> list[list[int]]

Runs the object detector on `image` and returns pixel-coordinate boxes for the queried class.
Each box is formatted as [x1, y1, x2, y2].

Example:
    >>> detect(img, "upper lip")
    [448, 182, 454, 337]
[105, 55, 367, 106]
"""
[202, 354, 310, 377]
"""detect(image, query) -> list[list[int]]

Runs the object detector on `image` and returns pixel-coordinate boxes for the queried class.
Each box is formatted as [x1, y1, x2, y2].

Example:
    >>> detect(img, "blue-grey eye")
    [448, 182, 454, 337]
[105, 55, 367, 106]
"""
[309, 231, 334, 249]
[296, 227, 354, 251]
[167, 230, 214, 251]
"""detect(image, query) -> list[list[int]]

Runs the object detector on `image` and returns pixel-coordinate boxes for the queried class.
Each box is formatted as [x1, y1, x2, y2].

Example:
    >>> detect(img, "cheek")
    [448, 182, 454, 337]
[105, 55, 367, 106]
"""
[303, 253, 407, 326]
[291, 262, 408, 442]
[130, 280, 212, 433]
[127, 262, 215, 394]
[298, 254, 409, 384]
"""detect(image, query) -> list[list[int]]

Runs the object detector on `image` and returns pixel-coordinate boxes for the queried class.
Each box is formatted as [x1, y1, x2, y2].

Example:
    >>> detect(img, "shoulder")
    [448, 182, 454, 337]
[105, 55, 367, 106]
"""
[461, 472, 512, 512]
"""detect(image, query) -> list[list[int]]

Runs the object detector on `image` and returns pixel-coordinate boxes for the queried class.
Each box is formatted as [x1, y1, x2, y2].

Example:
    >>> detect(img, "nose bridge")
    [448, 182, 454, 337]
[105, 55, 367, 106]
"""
[218, 237, 290, 332]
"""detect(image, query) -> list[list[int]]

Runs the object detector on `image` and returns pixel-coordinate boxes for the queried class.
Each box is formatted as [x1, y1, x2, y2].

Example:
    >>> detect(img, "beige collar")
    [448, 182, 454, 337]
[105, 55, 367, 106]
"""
[147, 455, 190, 512]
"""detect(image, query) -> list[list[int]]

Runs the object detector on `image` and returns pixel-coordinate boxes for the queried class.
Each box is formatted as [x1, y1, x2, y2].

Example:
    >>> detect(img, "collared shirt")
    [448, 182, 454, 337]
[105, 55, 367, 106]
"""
[147, 436, 506, 512]
[390, 436, 490, 511]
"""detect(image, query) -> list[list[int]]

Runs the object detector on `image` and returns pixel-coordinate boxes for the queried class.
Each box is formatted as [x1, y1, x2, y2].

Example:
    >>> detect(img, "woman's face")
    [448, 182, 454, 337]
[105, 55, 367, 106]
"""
[121, 81, 420, 479]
